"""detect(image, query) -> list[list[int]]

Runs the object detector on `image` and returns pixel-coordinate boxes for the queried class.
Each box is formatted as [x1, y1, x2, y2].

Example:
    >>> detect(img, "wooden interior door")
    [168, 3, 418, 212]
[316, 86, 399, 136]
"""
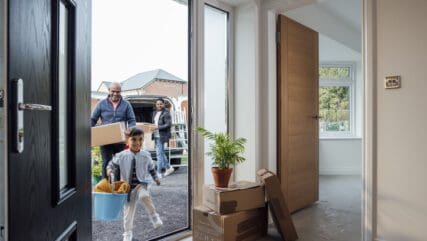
[277, 15, 319, 213]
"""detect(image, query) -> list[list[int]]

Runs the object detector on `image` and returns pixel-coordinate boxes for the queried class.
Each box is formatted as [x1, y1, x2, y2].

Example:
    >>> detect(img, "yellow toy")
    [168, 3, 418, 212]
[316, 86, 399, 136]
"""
[93, 178, 130, 194]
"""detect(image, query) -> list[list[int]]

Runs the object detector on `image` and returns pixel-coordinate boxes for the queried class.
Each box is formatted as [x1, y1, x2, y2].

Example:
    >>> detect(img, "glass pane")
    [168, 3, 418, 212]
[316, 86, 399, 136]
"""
[319, 66, 350, 79]
[204, 5, 228, 184]
[319, 86, 350, 132]
[92, 0, 189, 239]
[59, 2, 69, 190]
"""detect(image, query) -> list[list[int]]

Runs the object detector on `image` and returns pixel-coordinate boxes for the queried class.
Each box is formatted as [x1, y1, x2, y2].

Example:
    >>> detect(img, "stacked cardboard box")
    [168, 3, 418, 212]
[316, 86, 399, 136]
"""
[193, 181, 268, 241]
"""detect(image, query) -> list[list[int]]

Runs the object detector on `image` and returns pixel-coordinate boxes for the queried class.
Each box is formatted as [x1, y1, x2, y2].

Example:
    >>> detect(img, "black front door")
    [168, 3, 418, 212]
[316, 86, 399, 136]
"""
[7, 0, 91, 240]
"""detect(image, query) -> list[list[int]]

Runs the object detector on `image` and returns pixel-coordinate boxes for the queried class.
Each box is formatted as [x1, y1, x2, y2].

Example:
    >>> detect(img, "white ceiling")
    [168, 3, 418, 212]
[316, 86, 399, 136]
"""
[284, 0, 362, 52]
[319, 0, 361, 33]
[218, 0, 362, 51]
[222, 0, 361, 32]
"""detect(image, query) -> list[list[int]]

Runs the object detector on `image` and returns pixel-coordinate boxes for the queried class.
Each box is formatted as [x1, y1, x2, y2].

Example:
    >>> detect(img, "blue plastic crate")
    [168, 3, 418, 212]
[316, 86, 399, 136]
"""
[93, 192, 128, 221]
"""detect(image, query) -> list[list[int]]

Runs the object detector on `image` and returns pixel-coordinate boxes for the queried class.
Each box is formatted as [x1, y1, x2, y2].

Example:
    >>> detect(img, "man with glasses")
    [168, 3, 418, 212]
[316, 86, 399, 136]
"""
[91, 82, 136, 178]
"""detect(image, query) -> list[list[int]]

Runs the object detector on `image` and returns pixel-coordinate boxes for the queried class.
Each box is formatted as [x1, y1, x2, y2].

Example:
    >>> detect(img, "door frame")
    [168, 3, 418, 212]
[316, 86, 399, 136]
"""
[362, 0, 376, 240]
[1, 1, 8, 239]
[271, 0, 376, 240]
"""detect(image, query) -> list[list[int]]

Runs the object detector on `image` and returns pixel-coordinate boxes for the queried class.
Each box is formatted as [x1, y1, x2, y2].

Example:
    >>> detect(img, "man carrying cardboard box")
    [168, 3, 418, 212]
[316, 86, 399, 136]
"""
[91, 82, 136, 178]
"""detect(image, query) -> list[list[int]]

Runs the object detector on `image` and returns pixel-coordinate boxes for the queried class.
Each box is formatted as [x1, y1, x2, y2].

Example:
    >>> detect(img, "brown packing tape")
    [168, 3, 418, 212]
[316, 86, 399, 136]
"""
[219, 200, 238, 214]
[235, 224, 267, 241]
[237, 216, 261, 233]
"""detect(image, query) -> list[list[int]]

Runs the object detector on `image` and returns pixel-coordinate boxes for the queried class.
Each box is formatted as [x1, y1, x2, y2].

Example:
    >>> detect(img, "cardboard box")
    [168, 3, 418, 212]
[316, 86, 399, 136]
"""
[203, 181, 265, 214]
[91, 122, 126, 147]
[143, 132, 155, 150]
[169, 138, 177, 148]
[257, 169, 298, 241]
[193, 206, 268, 241]
[136, 122, 156, 134]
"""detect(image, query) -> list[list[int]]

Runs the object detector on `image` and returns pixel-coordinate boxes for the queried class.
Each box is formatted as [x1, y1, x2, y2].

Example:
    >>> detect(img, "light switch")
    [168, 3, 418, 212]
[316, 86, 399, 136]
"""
[385, 76, 401, 89]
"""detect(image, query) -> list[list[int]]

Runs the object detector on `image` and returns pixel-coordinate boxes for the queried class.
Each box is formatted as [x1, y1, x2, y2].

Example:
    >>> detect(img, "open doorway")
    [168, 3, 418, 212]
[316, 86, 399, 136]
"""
[277, 0, 363, 240]
[91, 0, 190, 240]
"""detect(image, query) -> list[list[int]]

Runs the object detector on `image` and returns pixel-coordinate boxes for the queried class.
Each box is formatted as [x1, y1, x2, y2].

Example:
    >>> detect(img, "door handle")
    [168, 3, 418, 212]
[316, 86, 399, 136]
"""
[11, 78, 52, 153]
[311, 115, 321, 120]
[19, 103, 52, 111]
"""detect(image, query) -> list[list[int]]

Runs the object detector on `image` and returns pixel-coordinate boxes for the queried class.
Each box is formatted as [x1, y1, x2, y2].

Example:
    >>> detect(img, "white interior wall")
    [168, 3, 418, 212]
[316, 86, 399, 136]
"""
[374, 1, 427, 240]
[234, 1, 260, 182]
[318, 34, 362, 175]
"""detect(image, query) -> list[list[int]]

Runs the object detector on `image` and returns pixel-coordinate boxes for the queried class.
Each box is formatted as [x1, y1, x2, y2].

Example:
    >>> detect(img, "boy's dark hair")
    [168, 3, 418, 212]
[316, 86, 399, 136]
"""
[155, 98, 165, 104]
[126, 127, 144, 138]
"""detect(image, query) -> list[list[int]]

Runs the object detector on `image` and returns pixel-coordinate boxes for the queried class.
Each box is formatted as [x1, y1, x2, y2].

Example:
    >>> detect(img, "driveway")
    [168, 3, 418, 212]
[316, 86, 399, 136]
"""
[92, 167, 189, 241]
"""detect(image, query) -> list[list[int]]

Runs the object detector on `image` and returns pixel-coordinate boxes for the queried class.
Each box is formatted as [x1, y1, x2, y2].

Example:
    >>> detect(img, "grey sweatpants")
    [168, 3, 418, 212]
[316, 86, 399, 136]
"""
[123, 184, 157, 241]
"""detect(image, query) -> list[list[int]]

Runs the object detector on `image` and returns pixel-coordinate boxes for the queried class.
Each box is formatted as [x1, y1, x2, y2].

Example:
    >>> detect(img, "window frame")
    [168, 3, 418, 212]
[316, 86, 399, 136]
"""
[192, 0, 234, 207]
[319, 62, 356, 138]
[202, 0, 234, 135]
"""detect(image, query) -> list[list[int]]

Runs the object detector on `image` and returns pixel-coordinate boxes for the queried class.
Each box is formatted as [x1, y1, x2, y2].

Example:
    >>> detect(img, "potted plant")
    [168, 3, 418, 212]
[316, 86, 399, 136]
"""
[196, 127, 247, 188]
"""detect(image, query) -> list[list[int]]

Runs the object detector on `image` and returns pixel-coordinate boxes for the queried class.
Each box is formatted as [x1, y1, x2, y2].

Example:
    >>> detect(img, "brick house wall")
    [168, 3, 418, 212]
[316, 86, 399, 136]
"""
[91, 98, 100, 113]
[142, 80, 188, 99]
[92, 80, 188, 112]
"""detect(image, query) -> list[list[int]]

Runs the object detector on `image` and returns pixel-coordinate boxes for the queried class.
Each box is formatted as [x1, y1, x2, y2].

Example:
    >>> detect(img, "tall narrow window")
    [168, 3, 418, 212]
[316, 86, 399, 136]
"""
[53, 0, 76, 204]
[58, 1, 69, 190]
[204, 4, 229, 184]
[319, 63, 355, 136]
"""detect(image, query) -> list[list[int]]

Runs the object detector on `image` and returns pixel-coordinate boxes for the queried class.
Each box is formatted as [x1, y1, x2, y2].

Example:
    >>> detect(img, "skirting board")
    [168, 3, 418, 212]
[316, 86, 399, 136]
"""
[320, 167, 361, 175]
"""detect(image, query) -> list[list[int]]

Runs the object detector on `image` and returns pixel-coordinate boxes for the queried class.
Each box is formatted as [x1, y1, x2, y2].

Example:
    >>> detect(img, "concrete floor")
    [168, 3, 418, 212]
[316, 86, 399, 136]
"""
[182, 175, 361, 241]
[260, 175, 362, 241]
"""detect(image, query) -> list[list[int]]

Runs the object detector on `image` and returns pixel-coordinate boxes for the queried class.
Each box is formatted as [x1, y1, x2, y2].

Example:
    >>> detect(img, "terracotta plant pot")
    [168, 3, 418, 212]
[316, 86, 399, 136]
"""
[211, 167, 233, 188]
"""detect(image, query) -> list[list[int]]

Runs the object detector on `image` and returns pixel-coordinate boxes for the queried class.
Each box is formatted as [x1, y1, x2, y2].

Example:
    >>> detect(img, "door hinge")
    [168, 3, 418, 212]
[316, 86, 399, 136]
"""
[276, 31, 281, 44]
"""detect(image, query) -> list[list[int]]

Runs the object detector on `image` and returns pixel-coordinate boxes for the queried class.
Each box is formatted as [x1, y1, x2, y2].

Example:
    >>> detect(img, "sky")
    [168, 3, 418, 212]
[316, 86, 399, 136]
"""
[91, 0, 188, 90]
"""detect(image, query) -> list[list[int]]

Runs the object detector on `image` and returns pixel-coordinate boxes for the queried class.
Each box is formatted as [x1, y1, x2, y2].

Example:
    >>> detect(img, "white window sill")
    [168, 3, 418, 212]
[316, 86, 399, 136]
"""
[319, 136, 362, 140]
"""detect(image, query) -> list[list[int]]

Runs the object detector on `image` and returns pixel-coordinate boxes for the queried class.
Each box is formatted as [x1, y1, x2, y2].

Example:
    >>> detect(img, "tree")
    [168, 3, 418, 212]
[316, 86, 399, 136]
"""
[319, 86, 349, 131]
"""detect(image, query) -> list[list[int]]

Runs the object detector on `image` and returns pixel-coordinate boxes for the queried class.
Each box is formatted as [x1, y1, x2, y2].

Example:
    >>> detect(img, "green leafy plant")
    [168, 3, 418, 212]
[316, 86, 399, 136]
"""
[92, 161, 103, 178]
[196, 127, 247, 170]
[91, 147, 103, 178]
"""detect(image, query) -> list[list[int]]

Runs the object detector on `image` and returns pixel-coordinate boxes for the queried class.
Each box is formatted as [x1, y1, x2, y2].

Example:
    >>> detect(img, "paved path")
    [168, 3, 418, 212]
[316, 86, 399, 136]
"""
[92, 167, 189, 241]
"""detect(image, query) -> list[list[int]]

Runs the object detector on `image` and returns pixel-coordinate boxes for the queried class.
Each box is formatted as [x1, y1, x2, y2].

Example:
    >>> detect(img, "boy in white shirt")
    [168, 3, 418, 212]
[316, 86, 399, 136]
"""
[107, 127, 163, 241]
